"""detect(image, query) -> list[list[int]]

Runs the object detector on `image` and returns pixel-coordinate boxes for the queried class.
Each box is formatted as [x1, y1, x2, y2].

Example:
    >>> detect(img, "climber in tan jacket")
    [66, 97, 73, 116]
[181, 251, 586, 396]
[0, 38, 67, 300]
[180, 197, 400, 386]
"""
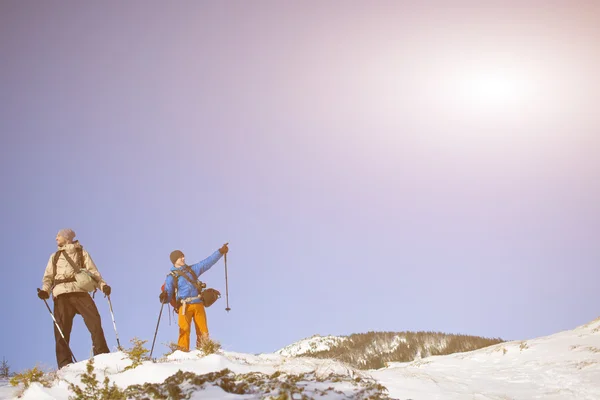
[37, 229, 111, 369]
[40, 235, 108, 298]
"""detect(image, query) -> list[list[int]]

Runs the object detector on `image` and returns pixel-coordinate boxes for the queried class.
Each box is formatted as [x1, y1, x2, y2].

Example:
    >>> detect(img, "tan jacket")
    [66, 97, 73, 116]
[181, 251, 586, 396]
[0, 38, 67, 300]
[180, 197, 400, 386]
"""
[41, 241, 107, 297]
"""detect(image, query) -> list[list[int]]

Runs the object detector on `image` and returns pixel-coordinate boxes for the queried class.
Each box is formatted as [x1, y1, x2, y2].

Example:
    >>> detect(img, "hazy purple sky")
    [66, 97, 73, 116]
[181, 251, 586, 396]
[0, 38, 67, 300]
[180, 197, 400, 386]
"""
[1, 1, 598, 371]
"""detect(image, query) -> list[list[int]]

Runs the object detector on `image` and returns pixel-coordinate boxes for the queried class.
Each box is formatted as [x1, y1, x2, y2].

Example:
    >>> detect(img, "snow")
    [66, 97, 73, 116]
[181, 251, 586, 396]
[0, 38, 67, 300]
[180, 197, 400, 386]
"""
[1, 318, 599, 399]
[371, 317, 600, 400]
[390, 335, 408, 351]
[275, 334, 348, 357]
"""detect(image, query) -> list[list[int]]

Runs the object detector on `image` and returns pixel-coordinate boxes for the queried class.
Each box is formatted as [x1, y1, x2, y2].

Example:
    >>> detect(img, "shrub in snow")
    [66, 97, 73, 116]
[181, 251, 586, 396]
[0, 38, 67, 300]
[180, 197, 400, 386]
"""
[196, 335, 222, 356]
[9, 366, 55, 397]
[0, 357, 10, 378]
[121, 369, 391, 399]
[68, 358, 125, 400]
[162, 341, 181, 357]
[122, 337, 149, 371]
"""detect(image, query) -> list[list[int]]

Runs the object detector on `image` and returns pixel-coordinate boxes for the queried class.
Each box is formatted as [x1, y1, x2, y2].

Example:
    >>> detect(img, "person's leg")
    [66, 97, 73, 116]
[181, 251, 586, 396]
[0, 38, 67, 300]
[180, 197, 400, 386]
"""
[191, 303, 208, 348]
[177, 305, 194, 351]
[53, 294, 77, 369]
[74, 293, 110, 355]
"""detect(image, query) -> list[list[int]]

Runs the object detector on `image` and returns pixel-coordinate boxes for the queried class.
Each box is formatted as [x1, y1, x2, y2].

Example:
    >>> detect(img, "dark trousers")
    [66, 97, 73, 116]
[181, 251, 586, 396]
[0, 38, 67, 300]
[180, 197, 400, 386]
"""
[53, 292, 110, 368]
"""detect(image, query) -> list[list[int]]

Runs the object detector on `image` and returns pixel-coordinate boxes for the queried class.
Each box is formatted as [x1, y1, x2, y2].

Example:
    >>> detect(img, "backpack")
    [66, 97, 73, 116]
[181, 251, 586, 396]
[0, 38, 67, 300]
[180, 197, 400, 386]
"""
[160, 265, 220, 311]
[52, 248, 100, 293]
[160, 279, 179, 311]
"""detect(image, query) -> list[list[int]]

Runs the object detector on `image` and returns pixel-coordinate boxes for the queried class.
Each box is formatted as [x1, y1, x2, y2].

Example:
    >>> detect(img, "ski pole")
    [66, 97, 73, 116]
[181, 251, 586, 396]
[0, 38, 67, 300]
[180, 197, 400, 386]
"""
[224, 253, 231, 312]
[106, 295, 122, 350]
[37, 288, 77, 363]
[149, 302, 164, 360]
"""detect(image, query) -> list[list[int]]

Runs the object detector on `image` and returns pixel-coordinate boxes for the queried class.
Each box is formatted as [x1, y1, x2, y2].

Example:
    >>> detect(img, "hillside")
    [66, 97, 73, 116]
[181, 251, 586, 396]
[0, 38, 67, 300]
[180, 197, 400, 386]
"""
[276, 331, 504, 369]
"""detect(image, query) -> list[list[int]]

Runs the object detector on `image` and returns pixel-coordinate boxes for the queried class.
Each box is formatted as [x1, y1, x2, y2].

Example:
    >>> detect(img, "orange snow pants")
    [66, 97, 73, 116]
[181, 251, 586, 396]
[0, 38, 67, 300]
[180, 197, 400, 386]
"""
[178, 303, 208, 351]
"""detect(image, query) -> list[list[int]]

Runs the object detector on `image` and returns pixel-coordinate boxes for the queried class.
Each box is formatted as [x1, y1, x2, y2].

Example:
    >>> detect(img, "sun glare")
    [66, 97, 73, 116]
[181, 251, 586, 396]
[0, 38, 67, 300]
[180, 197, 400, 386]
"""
[466, 72, 522, 106]
[449, 63, 535, 119]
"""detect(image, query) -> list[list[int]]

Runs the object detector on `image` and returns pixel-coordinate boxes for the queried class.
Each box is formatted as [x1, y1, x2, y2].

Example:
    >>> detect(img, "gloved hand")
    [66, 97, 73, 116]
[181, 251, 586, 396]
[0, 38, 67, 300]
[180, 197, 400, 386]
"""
[219, 242, 229, 255]
[159, 291, 169, 304]
[37, 290, 49, 300]
[102, 285, 111, 296]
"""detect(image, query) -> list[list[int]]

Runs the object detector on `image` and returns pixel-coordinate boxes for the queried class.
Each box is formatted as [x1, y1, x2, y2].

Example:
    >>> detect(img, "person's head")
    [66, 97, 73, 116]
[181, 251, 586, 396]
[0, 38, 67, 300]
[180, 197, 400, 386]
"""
[170, 250, 185, 267]
[56, 229, 76, 247]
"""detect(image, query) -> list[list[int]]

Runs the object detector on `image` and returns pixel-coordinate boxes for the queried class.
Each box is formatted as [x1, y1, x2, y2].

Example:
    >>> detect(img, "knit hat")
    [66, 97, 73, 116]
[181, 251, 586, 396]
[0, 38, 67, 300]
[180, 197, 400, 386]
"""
[57, 228, 76, 242]
[170, 250, 184, 264]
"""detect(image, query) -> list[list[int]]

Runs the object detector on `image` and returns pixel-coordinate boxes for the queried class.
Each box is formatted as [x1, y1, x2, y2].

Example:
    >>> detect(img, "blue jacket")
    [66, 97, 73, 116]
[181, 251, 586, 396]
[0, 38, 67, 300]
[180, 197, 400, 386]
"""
[164, 250, 222, 305]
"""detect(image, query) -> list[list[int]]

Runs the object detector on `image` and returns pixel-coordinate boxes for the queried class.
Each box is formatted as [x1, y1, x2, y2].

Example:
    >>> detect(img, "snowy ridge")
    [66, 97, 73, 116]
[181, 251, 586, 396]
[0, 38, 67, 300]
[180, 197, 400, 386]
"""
[1, 318, 599, 399]
[372, 317, 600, 400]
[275, 331, 500, 369]
[0, 351, 377, 400]
[275, 334, 349, 357]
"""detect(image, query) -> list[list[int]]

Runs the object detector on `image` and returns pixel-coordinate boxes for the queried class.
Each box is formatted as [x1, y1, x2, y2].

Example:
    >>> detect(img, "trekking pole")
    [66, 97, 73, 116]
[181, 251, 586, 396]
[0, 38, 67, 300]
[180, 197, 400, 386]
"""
[224, 253, 231, 312]
[106, 295, 122, 350]
[37, 288, 77, 363]
[149, 302, 164, 359]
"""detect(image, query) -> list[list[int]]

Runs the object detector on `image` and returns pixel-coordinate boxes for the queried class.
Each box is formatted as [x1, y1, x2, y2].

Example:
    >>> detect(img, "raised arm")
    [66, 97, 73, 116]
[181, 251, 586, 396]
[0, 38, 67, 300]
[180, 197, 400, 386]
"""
[190, 250, 223, 277]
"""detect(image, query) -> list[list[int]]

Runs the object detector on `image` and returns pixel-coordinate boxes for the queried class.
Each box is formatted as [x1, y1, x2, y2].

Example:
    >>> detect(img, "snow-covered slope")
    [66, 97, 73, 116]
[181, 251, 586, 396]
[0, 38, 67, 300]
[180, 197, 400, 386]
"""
[2, 318, 599, 399]
[372, 317, 600, 400]
[0, 351, 381, 400]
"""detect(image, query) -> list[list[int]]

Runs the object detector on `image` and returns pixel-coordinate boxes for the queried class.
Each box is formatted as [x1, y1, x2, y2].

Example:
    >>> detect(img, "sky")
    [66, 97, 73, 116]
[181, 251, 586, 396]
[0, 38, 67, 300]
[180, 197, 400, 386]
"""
[0, 1, 599, 372]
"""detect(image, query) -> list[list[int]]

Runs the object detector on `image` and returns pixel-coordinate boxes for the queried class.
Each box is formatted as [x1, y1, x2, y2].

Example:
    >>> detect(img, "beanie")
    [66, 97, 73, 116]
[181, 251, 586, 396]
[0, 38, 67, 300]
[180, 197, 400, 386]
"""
[170, 250, 184, 264]
[57, 228, 76, 242]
